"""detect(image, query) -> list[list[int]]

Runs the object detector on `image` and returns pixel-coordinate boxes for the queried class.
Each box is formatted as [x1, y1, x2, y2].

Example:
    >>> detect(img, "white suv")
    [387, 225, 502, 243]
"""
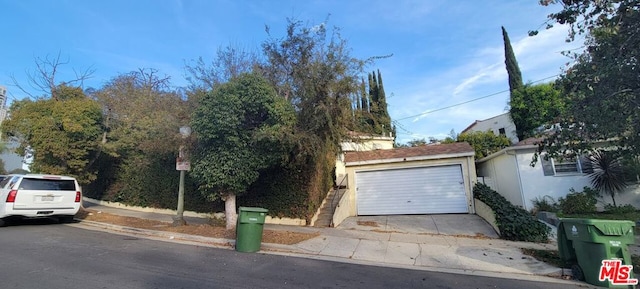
[0, 174, 82, 226]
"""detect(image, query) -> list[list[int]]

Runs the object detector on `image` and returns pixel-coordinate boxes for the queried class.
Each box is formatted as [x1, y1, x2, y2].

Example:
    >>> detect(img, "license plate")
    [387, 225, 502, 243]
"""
[41, 196, 54, 201]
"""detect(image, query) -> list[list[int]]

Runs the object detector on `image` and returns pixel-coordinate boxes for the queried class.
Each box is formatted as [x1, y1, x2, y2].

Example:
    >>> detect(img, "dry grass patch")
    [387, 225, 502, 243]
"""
[76, 208, 318, 245]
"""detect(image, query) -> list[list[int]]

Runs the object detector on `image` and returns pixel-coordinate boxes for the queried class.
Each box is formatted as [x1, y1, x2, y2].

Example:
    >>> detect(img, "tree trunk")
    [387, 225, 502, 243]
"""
[610, 193, 617, 207]
[223, 194, 237, 230]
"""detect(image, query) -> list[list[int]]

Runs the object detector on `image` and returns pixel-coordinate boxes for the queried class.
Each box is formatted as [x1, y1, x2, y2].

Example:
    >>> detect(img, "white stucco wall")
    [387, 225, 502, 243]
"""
[464, 113, 519, 144]
[335, 156, 346, 181]
[476, 151, 524, 208]
[479, 146, 640, 211]
[516, 148, 591, 211]
[477, 147, 593, 211]
[336, 136, 395, 182]
[340, 137, 395, 152]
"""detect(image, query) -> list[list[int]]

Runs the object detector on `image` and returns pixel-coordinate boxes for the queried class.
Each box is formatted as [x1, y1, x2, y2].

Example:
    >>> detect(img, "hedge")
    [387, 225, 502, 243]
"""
[474, 183, 549, 242]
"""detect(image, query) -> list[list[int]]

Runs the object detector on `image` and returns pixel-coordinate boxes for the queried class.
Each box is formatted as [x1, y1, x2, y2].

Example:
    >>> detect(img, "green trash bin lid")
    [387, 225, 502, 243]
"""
[239, 206, 269, 213]
[560, 218, 635, 236]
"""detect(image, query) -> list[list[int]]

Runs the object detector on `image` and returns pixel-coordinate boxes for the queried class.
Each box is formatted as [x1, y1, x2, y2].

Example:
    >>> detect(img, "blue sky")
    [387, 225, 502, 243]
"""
[1, 0, 582, 144]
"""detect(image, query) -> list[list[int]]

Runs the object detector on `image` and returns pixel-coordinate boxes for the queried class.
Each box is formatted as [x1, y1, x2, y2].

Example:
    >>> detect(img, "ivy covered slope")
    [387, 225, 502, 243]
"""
[474, 183, 549, 242]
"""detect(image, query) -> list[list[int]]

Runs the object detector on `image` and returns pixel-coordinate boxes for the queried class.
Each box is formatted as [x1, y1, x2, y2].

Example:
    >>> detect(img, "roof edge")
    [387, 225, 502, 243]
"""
[476, 144, 537, 163]
[345, 151, 475, 166]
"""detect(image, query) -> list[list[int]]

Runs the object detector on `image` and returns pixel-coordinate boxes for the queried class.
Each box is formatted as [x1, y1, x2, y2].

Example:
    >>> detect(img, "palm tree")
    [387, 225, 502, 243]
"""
[588, 150, 627, 207]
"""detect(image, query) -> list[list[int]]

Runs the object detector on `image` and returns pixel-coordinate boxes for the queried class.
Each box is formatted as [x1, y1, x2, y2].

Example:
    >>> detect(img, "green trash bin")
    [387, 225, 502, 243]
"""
[235, 207, 269, 253]
[557, 218, 636, 288]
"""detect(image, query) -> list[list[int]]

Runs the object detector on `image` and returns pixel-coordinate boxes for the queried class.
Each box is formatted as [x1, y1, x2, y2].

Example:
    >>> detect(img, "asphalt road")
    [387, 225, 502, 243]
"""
[0, 219, 587, 289]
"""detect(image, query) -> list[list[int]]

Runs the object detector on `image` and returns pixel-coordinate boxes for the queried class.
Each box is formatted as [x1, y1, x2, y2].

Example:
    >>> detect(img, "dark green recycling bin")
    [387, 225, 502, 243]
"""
[557, 218, 636, 288]
[235, 207, 269, 253]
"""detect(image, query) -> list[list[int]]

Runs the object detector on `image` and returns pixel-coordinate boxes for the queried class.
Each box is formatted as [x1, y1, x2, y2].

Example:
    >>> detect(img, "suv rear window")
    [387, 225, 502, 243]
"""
[19, 178, 76, 191]
[0, 176, 12, 188]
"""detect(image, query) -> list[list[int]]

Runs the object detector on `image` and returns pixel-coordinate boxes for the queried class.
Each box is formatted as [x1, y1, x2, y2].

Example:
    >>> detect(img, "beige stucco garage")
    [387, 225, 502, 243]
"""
[332, 142, 477, 226]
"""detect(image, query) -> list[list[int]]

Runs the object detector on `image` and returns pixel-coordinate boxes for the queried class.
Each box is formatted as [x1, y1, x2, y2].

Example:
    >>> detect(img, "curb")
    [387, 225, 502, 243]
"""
[70, 219, 298, 253]
[82, 197, 307, 226]
[69, 219, 586, 286]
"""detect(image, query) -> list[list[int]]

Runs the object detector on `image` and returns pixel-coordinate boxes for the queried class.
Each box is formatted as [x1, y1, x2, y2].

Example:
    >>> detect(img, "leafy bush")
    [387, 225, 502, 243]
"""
[241, 147, 334, 221]
[604, 204, 637, 214]
[457, 131, 511, 159]
[531, 195, 558, 213]
[557, 187, 598, 215]
[474, 183, 549, 242]
[96, 153, 223, 213]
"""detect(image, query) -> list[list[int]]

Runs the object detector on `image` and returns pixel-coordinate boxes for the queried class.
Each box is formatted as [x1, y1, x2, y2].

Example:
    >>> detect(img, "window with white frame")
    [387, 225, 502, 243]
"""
[541, 154, 593, 176]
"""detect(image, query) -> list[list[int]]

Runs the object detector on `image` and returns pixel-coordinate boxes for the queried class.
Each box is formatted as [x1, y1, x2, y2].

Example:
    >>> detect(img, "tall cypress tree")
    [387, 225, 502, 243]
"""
[360, 77, 369, 112]
[376, 69, 391, 135]
[367, 73, 377, 114]
[356, 78, 363, 111]
[503, 26, 525, 140]
[350, 70, 394, 135]
[502, 26, 523, 93]
[371, 71, 379, 105]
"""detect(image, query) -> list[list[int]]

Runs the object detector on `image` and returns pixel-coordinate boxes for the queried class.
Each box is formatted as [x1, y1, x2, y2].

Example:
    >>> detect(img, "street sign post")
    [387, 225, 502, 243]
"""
[176, 158, 190, 171]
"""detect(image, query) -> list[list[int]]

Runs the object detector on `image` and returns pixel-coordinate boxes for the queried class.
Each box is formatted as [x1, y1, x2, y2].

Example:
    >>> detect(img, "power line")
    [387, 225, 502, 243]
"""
[392, 120, 413, 135]
[395, 74, 560, 122]
[395, 89, 509, 121]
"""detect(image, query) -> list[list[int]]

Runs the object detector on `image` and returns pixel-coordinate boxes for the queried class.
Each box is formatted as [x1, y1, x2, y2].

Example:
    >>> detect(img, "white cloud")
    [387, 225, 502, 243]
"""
[514, 25, 582, 81]
[452, 62, 504, 96]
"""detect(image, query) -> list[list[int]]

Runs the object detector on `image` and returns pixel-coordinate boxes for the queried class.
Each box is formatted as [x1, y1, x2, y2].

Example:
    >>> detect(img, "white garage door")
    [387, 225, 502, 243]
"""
[356, 165, 469, 215]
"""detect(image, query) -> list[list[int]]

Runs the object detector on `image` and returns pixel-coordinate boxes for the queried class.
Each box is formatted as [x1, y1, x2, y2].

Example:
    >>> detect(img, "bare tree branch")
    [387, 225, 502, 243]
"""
[10, 52, 94, 101]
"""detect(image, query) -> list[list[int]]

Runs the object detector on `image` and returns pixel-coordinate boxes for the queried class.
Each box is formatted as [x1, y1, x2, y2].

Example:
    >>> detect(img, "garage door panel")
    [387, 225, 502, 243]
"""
[356, 165, 468, 215]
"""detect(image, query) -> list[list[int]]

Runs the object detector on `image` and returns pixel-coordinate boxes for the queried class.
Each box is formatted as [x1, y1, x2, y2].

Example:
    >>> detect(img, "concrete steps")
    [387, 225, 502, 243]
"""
[313, 188, 346, 227]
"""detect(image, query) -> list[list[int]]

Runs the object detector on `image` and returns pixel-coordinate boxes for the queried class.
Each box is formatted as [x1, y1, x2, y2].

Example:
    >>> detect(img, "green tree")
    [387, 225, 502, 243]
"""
[509, 83, 564, 140]
[360, 77, 369, 112]
[442, 129, 458, 144]
[369, 72, 378, 113]
[92, 69, 187, 157]
[369, 70, 392, 135]
[357, 77, 372, 130]
[259, 19, 372, 220]
[191, 73, 295, 229]
[185, 46, 259, 92]
[2, 85, 103, 184]
[90, 69, 194, 209]
[502, 26, 528, 140]
[502, 26, 523, 94]
[373, 70, 392, 135]
[538, 1, 640, 159]
[457, 131, 511, 159]
[407, 138, 427, 147]
[184, 45, 260, 111]
[351, 70, 392, 135]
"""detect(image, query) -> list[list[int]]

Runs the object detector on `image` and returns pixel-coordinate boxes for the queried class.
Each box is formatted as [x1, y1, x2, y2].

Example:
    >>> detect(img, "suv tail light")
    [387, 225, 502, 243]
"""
[6, 190, 17, 202]
[75, 191, 81, 203]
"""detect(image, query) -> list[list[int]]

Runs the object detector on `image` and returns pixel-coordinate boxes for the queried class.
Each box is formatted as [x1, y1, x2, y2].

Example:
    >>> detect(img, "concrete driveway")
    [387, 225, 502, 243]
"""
[336, 214, 500, 238]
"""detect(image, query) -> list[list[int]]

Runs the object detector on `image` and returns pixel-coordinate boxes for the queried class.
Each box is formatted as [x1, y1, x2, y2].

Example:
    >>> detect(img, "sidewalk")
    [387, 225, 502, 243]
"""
[77, 200, 588, 286]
